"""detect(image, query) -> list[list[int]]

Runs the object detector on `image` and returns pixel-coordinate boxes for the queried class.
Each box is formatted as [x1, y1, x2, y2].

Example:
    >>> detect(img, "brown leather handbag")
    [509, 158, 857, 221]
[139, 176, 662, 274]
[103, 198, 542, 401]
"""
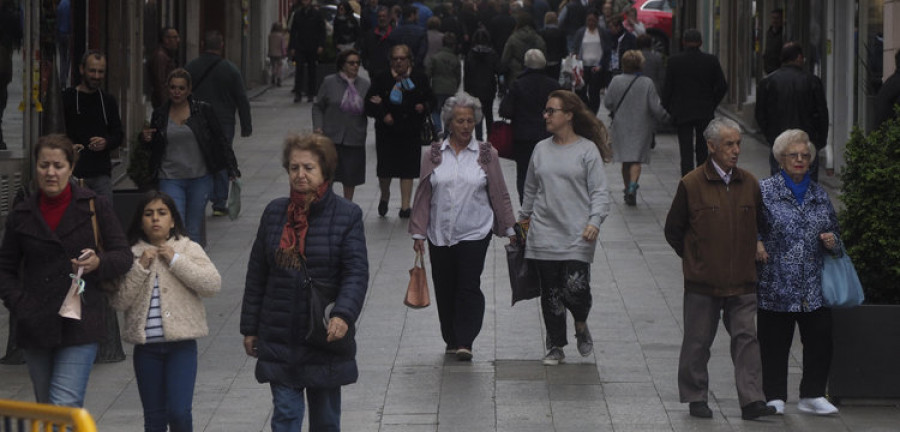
[404, 251, 430, 308]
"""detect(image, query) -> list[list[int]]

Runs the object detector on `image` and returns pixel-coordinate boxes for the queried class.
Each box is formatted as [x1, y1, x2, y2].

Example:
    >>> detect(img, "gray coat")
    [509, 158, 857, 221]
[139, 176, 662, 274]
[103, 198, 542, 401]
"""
[603, 74, 669, 163]
[312, 74, 371, 147]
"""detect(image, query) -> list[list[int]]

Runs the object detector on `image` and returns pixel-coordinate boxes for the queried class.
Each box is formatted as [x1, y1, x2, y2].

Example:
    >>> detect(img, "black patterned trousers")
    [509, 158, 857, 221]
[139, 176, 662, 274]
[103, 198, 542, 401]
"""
[532, 260, 592, 349]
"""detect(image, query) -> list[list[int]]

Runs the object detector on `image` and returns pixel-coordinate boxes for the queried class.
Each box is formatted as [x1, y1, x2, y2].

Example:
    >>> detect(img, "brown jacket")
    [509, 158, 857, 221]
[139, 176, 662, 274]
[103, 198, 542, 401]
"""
[664, 160, 762, 297]
[409, 140, 516, 239]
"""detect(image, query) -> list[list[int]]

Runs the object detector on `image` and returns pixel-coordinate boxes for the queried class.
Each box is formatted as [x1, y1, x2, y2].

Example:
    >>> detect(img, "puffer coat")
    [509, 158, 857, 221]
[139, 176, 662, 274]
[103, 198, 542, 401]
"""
[240, 189, 368, 388]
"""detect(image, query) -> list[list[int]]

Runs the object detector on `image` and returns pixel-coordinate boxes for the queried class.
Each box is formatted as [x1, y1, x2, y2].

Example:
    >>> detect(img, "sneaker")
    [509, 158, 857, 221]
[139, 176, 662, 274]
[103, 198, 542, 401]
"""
[456, 348, 473, 361]
[798, 397, 838, 415]
[445, 345, 457, 355]
[542, 347, 565, 365]
[575, 326, 593, 357]
[766, 399, 785, 415]
[212, 208, 228, 217]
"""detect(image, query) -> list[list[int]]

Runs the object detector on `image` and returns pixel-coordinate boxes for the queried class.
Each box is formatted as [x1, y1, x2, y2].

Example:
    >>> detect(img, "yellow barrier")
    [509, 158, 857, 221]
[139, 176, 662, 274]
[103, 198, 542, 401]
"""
[0, 399, 97, 432]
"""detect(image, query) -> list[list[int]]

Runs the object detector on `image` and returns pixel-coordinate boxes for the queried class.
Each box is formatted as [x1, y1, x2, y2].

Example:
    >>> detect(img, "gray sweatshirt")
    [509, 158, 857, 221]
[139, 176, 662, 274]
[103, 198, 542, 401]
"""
[519, 136, 610, 262]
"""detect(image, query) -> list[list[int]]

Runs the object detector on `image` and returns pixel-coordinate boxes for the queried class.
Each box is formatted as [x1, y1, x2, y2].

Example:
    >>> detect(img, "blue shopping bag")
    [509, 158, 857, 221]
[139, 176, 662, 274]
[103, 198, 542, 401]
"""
[821, 253, 865, 308]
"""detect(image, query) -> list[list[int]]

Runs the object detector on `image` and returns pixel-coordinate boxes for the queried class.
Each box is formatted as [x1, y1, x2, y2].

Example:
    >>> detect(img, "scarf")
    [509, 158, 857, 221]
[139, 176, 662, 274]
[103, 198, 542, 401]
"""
[39, 183, 72, 231]
[389, 67, 415, 104]
[375, 25, 392, 41]
[338, 72, 364, 115]
[274, 182, 330, 269]
[781, 169, 811, 206]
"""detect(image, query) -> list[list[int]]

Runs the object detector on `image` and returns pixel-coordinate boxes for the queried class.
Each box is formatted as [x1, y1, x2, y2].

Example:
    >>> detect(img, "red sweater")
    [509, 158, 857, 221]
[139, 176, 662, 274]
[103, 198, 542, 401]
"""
[39, 183, 72, 231]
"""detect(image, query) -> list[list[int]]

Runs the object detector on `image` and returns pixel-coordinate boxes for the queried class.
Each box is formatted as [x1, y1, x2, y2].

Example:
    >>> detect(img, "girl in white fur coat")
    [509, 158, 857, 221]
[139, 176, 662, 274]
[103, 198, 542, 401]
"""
[111, 191, 221, 432]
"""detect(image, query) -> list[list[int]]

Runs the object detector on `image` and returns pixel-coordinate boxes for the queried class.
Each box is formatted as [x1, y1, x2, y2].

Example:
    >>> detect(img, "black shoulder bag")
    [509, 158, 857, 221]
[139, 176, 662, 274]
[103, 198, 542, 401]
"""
[610, 76, 639, 120]
[299, 256, 356, 356]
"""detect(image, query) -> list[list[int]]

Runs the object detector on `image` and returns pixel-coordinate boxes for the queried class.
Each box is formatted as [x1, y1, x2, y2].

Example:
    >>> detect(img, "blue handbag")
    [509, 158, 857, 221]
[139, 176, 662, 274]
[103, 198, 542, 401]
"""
[821, 253, 865, 308]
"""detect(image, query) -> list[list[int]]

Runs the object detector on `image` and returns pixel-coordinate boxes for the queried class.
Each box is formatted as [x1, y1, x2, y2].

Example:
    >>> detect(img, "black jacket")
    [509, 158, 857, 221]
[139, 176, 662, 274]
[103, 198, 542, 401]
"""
[289, 5, 326, 53]
[539, 25, 568, 66]
[146, 98, 240, 184]
[499, 68, 561, 141]
[0, 184, 132, 349]
[662, 47, 728, 124]
[464, 44, 500, 99]
[62, 88, 124, 178]
[874, 72, 900, 129]
[240, 190, 368, 388]
[755, 64, 829, 149]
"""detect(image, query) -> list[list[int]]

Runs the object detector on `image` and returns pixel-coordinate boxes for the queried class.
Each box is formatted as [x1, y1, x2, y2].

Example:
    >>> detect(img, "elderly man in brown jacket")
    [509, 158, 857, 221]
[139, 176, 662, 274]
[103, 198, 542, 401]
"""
[664, 117, 776, 421]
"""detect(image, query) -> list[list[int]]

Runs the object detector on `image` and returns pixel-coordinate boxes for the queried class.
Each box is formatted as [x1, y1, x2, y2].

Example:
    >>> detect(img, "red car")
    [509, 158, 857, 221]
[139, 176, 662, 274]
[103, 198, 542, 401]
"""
[634, 0, 674, 54]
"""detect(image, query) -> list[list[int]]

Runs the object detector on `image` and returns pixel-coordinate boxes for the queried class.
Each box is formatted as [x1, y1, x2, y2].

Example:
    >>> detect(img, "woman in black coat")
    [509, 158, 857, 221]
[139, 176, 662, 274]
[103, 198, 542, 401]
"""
[0, 134, 132, 407]
[241, 134, 368, 432]
[364, 44, 434, 218]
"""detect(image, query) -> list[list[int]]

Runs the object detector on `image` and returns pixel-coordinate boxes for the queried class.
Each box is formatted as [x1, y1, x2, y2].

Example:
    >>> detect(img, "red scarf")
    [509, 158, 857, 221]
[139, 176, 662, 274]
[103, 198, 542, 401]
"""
[275, 182, 330, 269]
[39, 183, 72, 231]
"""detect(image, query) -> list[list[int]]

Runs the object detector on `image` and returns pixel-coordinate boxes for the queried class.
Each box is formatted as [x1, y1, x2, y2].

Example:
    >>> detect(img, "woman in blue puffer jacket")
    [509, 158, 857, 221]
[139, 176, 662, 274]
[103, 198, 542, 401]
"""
[240, 133, 369, 432]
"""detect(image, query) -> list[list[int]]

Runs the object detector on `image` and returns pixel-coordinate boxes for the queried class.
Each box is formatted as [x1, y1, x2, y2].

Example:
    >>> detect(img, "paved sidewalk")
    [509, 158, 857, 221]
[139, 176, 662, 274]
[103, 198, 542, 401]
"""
[2, 84, 899, 431]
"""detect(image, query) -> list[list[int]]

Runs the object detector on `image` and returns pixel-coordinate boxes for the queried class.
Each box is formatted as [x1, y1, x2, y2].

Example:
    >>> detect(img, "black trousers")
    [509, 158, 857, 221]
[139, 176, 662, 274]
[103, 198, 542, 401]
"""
[427, 235, 492, 350]
[757, 307, 833, 401]
[532, 260, 592, 349]
[576, 67, 604, 114]
[513, 139, 539, 205]
[474, 95, 495, 141]
[676, 118, 712, 176]
[293, 50, 318, 98]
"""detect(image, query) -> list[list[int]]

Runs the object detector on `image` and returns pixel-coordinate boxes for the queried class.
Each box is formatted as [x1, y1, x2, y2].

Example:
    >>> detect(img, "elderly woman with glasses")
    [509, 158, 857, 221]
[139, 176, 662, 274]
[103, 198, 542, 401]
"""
[519, 90, 612, 366]
[365, 44, 435, 219]
[755, 129, 841, 416]
[409, 92, 516, 361]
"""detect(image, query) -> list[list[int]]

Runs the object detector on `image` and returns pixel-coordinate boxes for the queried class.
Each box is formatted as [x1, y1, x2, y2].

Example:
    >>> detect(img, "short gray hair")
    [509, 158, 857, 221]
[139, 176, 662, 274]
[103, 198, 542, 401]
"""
[523, 49, 546, 70]
[703, 117, 741, 144]
[440, 92, 483, 132]
[772, 129, 817, 163]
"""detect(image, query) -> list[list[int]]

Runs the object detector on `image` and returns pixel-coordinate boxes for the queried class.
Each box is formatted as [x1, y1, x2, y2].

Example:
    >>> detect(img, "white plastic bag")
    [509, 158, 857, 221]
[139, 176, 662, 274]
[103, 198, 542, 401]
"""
[560, 54, 585, 91]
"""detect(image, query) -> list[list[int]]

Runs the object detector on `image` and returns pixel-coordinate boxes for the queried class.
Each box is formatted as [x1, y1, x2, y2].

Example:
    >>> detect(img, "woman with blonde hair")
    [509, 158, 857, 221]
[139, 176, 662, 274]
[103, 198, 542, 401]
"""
[519, 89, 611, 365]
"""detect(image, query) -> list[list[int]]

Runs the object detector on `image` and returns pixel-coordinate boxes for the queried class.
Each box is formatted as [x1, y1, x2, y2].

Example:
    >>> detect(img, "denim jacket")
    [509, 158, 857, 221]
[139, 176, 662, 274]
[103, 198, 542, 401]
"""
[757, 174, 841, 312]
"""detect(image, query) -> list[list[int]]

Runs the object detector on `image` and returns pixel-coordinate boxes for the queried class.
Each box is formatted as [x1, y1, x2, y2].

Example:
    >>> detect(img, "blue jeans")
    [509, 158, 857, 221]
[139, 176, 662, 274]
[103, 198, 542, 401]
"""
[158, 175, 212, 244]
[23, 343, 98, 407]
[270, 384, 341, 432]
[133, 340, 198, 432]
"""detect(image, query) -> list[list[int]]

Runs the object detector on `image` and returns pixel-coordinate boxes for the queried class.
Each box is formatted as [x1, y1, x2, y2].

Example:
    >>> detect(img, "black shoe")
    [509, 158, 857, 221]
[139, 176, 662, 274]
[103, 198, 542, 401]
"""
[378, 200, 388, 217]
[624, 192, 636, 206]
[398, 208, 411, 219]
[0, 141, 6, 150]
[689, 401, 713, 418]
[741, 400, 777, 420]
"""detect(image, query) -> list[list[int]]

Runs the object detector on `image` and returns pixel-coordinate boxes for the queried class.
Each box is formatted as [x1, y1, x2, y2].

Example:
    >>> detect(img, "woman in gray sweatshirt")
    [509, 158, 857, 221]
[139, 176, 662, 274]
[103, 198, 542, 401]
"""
[518, 89, 612, 365]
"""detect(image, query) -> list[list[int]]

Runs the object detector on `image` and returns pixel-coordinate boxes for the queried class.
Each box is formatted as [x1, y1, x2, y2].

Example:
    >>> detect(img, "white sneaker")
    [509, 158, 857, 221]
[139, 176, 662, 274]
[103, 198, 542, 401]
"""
[798, 397, 839, 415]
[766, 399, 785, 415]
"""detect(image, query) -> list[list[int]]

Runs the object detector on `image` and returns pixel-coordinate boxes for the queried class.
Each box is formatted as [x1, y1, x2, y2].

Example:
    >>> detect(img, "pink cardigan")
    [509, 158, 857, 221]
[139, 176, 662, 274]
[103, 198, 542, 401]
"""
[409, 140, 517, 239]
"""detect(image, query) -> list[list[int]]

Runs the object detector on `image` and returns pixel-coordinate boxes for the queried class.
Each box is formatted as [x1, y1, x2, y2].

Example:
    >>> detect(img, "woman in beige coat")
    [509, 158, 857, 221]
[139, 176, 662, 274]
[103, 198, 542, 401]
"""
[111, 190, 221, 432]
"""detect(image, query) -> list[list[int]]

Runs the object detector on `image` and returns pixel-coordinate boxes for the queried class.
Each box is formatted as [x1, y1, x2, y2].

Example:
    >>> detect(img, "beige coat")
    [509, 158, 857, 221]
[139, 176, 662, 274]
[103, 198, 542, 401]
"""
[111, 237, 221, 345]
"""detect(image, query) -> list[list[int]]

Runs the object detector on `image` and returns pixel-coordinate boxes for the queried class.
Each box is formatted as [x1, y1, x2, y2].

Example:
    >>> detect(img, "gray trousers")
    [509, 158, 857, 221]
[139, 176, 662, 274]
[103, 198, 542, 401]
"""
[678, 291, 766, 407]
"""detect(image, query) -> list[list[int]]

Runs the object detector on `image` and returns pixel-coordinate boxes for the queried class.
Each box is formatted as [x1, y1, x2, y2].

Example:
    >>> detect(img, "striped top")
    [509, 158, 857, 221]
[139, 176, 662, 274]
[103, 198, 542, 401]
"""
[144, 275, 165, 342]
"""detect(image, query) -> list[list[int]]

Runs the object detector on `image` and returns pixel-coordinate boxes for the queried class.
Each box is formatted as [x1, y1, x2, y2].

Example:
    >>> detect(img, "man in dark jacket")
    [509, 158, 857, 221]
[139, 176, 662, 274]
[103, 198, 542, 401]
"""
[361, 6, 393, 77]
[755, 42, 829, 180]
[62, 50, 123, 202]
[185, 30, 252, 216]
[874, 50, 900, 129]
[149, 27, 180, 109]
[289, 0, 326, 103]
[763, 9, 784, 74]
[388, 6, 428, 71]
[662, 29, 727, 176]
[664, 117, 775, 422]
[499, 49, 561, 203]
[602, 15, 636, 78]
[540, 12, 567, 82]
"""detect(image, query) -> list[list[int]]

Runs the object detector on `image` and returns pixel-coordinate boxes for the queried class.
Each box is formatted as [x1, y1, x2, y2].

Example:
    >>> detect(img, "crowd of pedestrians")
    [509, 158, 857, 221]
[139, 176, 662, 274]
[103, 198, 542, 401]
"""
[0, 0, 863, 430]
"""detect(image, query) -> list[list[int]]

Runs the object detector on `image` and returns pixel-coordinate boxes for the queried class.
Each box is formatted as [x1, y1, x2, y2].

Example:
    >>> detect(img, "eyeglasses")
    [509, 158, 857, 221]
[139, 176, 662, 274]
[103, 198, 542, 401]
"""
[391, 56, 409, 62]
[542, 107, 565, 116]
[345, 60, 360, 66]
[786, 152, 812, 161]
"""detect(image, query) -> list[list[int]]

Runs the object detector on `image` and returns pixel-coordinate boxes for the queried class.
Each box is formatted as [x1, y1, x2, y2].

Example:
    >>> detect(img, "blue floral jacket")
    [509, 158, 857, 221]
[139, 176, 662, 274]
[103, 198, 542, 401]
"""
[757, 174, 841, 312]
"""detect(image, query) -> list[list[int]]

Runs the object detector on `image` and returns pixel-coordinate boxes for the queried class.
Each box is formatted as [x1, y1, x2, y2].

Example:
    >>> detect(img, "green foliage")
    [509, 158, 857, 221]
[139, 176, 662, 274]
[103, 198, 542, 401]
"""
[839, 118, 900, 304]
